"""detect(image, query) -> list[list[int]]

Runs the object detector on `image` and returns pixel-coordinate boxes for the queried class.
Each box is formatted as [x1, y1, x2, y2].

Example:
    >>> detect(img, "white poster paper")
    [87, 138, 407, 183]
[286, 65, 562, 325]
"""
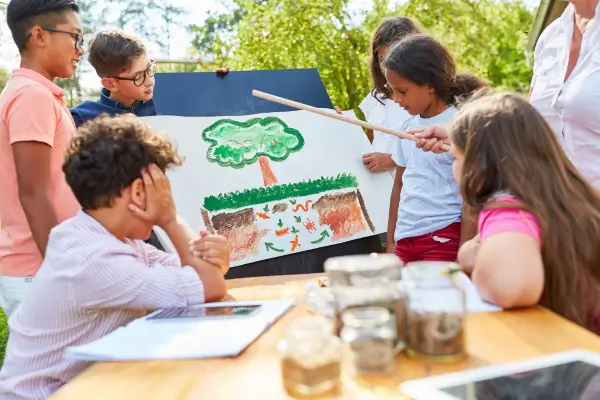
[143, 110, 395, 268]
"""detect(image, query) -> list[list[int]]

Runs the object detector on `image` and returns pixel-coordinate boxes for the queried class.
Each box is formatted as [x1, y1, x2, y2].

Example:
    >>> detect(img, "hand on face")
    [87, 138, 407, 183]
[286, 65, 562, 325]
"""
[189, 231, 231, 275]
[362, 152, 395, 172]
[408, 125, 451, 154]
[128, 164, 177, 229]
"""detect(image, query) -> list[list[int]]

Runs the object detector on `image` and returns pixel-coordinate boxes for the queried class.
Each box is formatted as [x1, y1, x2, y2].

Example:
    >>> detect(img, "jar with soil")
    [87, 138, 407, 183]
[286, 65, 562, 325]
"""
[278, 316, 342, 397]
[404, 261, 466, 362]
[341, 307, 396, 375]
[324, 254, 406, 353]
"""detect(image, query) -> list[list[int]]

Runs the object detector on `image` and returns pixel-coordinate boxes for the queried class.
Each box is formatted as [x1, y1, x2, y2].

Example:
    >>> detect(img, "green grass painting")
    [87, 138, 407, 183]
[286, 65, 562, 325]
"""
[203, 173, 359, 212]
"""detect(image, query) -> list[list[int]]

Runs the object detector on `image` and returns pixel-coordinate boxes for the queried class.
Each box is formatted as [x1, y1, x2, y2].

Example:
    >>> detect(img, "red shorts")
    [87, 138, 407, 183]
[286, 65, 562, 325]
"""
[394, 222, 461, 264]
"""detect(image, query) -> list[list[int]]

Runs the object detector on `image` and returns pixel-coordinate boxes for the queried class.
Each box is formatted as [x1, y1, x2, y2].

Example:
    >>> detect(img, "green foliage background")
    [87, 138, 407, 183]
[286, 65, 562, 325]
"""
[190, 0, 533, 113]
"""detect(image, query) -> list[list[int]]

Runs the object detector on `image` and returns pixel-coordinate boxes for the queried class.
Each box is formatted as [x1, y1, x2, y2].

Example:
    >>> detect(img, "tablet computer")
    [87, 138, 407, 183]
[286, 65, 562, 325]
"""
[147, 304, 263, 321]
[400, 350, 600, 400]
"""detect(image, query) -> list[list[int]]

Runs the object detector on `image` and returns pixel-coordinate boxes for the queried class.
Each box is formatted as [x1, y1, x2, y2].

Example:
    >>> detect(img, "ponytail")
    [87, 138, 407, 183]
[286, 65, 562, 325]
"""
[449, 73, 489, 104]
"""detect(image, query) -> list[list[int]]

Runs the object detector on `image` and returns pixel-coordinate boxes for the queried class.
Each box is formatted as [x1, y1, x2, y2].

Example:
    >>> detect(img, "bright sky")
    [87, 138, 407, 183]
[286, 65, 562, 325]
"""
[0, 0, 541, 88]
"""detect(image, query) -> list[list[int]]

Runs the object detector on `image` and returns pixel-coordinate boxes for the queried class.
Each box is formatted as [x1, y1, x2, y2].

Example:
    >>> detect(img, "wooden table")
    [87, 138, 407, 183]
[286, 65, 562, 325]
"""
[51, 274, 600, 400]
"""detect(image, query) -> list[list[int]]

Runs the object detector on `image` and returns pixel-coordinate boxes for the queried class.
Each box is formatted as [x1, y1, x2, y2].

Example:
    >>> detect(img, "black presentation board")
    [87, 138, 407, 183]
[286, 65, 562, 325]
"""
[153, 68, 382, 278]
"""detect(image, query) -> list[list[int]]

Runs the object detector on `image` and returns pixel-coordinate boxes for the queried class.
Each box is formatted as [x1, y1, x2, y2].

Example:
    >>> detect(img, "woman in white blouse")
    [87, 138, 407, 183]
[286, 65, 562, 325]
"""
[529, 0, 600, 187]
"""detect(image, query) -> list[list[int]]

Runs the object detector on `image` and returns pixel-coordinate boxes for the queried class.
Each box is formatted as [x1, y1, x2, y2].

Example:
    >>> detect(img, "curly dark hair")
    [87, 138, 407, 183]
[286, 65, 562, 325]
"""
[370, 17, 421, 103]
[63, 114, 183, 210]
[383, 34, 486, 105]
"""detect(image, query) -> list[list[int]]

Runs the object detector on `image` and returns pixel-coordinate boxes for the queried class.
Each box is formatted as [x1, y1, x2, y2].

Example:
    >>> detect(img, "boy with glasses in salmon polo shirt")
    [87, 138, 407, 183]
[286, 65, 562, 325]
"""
[0, 0, 84, 317]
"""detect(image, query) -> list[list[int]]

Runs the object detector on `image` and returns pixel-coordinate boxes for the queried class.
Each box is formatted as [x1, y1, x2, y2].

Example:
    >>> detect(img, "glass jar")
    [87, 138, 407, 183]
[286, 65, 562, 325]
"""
[341, 307, 396, 375]
[324, 254, 406, 353]
[278, 316, 342, 397]
[404, 261, 466, 362]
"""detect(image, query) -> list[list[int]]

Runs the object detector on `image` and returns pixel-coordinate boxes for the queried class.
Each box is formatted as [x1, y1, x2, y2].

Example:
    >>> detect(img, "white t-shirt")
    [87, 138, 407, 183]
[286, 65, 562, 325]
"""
[391, 107, 462, 241]
[530, 1, 600, 187]
[359, 93, 412, 178]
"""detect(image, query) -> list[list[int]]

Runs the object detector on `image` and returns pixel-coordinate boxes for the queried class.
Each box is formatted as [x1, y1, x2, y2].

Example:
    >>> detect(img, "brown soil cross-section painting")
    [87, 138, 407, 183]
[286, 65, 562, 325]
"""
[201, 174, 375, 265]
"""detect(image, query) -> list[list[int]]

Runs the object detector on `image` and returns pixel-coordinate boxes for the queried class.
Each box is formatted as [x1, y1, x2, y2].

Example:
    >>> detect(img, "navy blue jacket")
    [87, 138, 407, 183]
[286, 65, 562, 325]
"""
[70, 88, 156, 127]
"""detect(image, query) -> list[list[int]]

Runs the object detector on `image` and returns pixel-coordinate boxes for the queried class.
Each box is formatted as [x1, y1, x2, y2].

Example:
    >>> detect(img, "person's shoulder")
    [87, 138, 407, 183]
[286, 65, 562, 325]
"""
[537, 18, 562, 49]
[70, 98, 102, 113]
[70, 98, 107, 127]
[359, 92, 380, 117]
[0, 80, 55, 122]
[400, 115, 418, 131]
[443, 105, 458, 119]
[47, 213, 134, 261]
[534, 10, 567, 60]
[2, 78, 54, 104]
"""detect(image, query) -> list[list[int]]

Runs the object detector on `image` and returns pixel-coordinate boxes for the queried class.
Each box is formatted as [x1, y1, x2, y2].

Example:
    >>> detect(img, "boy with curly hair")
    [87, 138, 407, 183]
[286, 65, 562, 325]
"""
[0, 115, 229, 399]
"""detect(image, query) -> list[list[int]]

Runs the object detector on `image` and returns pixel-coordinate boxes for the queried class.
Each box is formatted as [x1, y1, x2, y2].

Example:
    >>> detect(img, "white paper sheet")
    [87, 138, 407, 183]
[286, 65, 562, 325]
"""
[453, 272, 502, 312]
[65, 299, 295, 361]
[142, 110, 394, 267]
[398, 270, 501, 313]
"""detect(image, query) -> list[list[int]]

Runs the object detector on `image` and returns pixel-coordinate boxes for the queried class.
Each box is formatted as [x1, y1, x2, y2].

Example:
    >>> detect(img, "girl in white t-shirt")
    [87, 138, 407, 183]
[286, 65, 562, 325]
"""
[382, 34, 485, 261]
[359, 17, 421, 176]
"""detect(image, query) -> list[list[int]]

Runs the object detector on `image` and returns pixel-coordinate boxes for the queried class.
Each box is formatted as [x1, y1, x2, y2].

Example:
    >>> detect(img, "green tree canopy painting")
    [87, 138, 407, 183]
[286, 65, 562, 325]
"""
[202, 116, 305, 186]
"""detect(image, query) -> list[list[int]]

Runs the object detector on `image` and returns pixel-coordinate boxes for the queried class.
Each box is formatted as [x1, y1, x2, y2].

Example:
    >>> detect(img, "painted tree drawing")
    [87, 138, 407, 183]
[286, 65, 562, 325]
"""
[202, 117, 305, 186]
[199, 116, 375, 266]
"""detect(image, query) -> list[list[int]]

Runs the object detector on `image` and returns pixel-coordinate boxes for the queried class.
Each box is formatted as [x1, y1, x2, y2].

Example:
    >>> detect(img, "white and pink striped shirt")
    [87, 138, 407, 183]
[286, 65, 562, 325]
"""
[0, 210, 205, 399]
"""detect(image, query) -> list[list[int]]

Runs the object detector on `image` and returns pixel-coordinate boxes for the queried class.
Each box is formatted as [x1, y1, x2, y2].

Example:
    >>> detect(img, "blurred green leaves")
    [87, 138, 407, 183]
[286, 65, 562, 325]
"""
[189, 0, 533, 113]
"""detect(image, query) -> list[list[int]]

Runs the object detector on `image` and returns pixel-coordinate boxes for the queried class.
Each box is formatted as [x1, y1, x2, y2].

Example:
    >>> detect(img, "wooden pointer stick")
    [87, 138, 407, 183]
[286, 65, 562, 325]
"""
[252, 90, 451, 151]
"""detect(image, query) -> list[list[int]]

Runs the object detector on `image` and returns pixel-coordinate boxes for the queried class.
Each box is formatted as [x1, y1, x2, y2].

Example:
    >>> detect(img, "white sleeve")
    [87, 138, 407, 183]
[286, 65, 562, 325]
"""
[530, 21, 553, 89]
[391, 137, 406, 167]
[359, 93, 376, 122]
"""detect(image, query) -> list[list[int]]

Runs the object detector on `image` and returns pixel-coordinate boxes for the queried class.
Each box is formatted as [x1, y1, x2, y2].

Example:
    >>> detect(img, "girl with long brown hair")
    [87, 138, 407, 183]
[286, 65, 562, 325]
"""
[451, 91, 600, 334]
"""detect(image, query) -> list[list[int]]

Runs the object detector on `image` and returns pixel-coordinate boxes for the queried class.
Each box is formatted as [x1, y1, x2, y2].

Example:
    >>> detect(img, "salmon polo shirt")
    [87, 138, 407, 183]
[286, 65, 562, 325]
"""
[0, 69, 80, 277]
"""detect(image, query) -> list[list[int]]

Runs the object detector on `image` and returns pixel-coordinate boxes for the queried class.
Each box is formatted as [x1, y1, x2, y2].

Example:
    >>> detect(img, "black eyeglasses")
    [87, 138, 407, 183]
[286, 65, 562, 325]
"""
[23, 27, 85, 51]
[109, 62, 156, 87]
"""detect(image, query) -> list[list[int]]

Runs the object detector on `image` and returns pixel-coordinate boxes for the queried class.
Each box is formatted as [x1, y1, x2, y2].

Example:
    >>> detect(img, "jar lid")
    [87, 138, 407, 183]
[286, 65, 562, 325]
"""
[342, 307, 391, 328]
[405, 261, 460, 288]
[325, 254, 403, 286]
[324, 254, 403, 273]
[285, 316, 333, 342]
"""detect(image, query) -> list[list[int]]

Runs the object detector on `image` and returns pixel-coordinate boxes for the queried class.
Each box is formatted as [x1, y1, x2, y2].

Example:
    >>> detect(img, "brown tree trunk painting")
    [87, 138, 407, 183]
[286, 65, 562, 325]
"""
[258, 156, 278, 186]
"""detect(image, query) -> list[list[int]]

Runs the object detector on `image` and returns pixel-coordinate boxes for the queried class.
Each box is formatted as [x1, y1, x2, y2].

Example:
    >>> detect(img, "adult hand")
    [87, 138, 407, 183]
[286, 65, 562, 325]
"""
[334, 106, 343, 115]
[362, 152, 395, 172]
[408, 125, 451, 154]
[216, 66, 230, 74]
[128, 164, 177, 229]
